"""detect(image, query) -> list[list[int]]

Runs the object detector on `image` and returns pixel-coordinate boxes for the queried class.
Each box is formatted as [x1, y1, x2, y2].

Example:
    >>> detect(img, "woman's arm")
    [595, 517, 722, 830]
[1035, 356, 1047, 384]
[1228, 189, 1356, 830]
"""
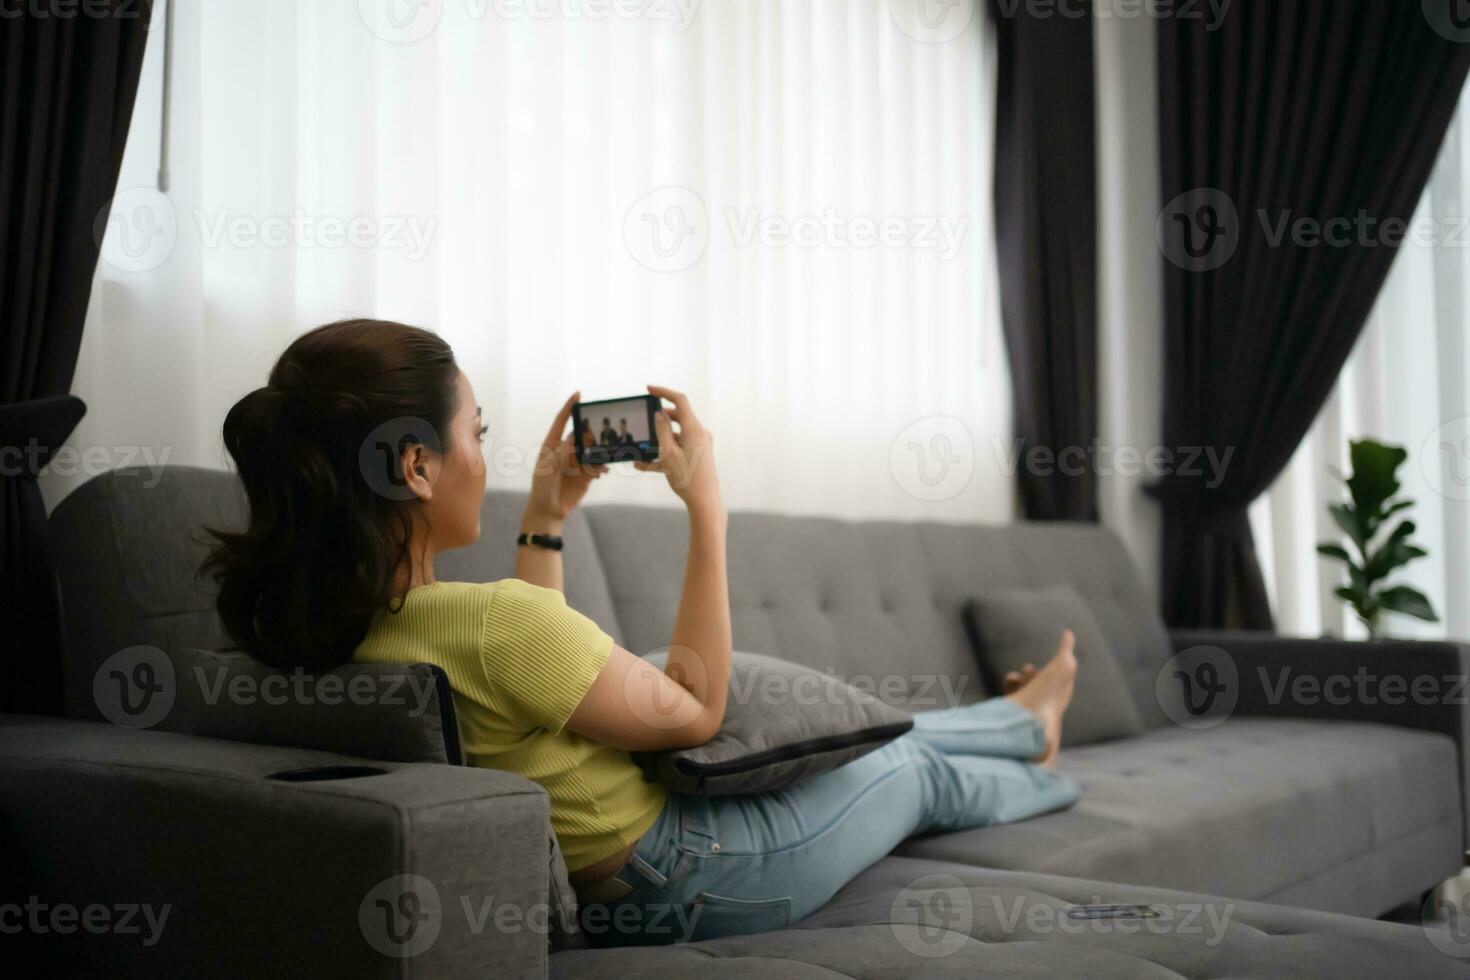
[567, 386, 731, 749]
[516, 392, 605, 593]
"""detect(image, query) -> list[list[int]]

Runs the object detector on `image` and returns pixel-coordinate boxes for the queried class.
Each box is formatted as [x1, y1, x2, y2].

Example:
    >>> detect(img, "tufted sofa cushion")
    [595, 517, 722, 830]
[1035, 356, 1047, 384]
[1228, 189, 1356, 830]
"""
[550, 856, 1466, 978]
[896, 717, 1464, 918]
[583, 504, 1173, 721]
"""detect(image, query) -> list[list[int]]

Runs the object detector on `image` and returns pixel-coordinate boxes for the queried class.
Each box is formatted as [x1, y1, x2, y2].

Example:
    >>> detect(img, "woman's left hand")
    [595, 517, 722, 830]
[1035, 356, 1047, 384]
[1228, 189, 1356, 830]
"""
[524, 391, 606, 528]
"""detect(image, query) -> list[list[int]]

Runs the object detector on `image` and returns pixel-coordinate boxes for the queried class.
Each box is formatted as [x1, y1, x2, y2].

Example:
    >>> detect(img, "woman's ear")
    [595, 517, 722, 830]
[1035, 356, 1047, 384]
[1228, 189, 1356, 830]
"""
[400, 443, 435, 501]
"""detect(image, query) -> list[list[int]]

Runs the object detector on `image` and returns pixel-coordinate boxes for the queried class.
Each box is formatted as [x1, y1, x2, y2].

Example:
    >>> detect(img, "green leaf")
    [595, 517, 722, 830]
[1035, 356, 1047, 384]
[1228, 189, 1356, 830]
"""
[1316, 543, 1354, 565]
[1334, 585, 1374, 616]
[1346, 440, 1408, 519]
[1361, 521, 1424, 583]
[1383, 499, 1416, 520]
[1328, 503, 1370, 554]
[1377, 586, 1439, 623]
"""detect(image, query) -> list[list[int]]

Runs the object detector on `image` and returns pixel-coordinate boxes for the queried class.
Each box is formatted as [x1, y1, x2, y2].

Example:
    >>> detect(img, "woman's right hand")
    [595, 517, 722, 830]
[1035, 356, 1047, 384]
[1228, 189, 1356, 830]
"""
[636, 385, 722, 516]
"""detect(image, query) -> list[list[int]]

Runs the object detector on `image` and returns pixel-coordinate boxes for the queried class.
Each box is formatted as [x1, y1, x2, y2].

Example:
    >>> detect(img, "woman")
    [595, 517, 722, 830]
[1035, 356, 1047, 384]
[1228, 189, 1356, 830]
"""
[205, 319, 1080, 946]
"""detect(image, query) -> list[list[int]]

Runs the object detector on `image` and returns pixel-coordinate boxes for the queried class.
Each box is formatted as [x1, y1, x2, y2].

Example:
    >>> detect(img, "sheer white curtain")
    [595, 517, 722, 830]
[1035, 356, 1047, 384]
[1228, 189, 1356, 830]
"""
[53, 0, 1013, 524]
[1253, 85, 1470, 641]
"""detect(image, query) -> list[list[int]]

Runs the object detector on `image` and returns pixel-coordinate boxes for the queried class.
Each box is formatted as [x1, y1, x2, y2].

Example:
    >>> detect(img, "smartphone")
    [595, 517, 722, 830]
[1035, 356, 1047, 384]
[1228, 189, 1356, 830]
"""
[1063, 904, 1162, 921]
[572, 394, 661, 465]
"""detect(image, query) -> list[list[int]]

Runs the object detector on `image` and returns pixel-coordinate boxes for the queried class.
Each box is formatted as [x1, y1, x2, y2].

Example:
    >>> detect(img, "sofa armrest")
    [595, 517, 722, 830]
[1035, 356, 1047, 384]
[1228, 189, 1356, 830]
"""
[0, 716, 564, 978]
[1170, 630, 1470, 849]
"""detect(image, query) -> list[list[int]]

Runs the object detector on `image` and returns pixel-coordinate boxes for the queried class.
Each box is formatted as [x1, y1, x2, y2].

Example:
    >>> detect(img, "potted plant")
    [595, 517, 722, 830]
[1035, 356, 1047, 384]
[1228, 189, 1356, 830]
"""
[1317, 439, 1439, 640]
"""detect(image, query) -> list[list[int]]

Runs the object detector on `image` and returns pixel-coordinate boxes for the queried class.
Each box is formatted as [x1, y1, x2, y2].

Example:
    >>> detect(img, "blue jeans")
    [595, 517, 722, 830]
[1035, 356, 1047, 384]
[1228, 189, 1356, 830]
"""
[585, 698, 1079, 946]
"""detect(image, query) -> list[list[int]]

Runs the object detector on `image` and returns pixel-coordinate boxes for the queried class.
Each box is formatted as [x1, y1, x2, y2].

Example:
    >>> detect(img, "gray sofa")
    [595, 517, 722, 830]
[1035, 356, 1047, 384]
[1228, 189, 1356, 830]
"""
[4, 465, 1467, 977]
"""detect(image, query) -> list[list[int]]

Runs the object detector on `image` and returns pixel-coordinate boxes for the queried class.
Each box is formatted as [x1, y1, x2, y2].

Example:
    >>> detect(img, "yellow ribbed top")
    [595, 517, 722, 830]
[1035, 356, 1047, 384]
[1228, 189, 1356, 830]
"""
[353, 578, 666, 870]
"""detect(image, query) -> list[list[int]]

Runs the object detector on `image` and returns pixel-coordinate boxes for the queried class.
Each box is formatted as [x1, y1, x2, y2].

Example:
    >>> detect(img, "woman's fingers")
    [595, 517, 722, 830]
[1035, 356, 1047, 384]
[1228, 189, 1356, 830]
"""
[544, 391, 579, 448]
[652, 408, 678, 453]
[647, 384, 696, 422]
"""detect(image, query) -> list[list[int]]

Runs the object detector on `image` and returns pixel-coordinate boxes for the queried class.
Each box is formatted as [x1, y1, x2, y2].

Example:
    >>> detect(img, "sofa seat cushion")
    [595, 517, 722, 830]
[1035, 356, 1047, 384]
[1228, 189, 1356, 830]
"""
[550, 857, 1464, 978]
[894, 718, 1462, 916]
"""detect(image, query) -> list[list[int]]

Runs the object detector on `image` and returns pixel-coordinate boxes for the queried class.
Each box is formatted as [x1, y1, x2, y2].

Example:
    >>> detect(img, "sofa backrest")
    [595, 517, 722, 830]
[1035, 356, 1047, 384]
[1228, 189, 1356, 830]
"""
[47, 467, 620, 721]
[584, 505, 1173, 719]
[49, 466, 1172, 723]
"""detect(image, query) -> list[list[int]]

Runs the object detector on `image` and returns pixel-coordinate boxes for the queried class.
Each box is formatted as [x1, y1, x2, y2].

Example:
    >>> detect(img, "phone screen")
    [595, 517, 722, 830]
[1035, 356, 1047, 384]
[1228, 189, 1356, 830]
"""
[573, 395, 659, 465]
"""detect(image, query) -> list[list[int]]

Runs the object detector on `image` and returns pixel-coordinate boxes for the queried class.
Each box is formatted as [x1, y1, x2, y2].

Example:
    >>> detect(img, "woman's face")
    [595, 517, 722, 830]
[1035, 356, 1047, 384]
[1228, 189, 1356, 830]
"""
[416, 370, 487, 552]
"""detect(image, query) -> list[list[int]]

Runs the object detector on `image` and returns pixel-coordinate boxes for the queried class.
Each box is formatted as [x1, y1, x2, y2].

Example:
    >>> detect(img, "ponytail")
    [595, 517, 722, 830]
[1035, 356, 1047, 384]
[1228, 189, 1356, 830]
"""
[204, 319, 458, 668]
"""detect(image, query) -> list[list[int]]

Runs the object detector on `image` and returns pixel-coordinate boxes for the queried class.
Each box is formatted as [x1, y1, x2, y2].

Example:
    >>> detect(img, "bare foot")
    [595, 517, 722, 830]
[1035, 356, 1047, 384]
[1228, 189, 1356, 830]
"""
[1002, 663, 1039, 695]
[1004, 630, 1077, 768]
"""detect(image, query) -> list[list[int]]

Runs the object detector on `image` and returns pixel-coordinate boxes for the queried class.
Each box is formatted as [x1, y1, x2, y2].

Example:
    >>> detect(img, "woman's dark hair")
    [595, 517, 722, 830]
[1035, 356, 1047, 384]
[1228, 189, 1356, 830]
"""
[203, 319, 459, 669]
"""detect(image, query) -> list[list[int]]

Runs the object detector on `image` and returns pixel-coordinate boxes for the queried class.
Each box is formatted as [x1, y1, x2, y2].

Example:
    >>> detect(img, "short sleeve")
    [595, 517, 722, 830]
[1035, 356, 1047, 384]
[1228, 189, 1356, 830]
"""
[480, 580, 615, 733]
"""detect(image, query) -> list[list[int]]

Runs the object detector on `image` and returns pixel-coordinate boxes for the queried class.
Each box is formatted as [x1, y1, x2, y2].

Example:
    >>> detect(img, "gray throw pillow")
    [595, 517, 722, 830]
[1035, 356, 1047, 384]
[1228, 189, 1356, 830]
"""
[165, 649, 463, 765]
[634, 651, 914, 795]
[965, 586, 1144, 747]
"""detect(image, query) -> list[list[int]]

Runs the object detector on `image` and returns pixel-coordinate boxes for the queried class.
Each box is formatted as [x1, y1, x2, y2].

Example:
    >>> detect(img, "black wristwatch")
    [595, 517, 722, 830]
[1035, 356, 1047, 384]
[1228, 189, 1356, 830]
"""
[517, 532, 564, 552]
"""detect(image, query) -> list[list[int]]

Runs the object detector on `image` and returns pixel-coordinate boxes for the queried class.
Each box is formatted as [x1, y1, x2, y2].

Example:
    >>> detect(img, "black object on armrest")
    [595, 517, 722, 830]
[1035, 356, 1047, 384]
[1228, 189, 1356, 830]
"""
[167, 649, 464, 766]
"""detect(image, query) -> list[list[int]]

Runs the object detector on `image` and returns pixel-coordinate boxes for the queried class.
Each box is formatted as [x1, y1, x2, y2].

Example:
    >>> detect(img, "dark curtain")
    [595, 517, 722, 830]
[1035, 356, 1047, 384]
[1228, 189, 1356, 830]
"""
[989, 0, 1098, 522]
[1, 0, 153, 713]
[1151, 2, 1470, 629]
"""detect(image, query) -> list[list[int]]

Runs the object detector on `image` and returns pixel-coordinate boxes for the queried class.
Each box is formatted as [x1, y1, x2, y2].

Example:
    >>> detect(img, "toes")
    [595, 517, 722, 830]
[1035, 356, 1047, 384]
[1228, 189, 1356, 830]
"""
[1003, 670, 1024, 694]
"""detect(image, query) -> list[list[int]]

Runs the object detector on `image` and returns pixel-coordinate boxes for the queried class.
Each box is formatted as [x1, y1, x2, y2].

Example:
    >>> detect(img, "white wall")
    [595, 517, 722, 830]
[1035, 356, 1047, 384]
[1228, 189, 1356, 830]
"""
[1094, 7, 1164, 600]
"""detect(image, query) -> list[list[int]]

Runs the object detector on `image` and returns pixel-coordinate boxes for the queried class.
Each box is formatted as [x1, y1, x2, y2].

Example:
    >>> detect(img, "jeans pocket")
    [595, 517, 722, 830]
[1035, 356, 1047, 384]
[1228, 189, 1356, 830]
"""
[690, 891, 793, 941]
[677, 795, 720, 848]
